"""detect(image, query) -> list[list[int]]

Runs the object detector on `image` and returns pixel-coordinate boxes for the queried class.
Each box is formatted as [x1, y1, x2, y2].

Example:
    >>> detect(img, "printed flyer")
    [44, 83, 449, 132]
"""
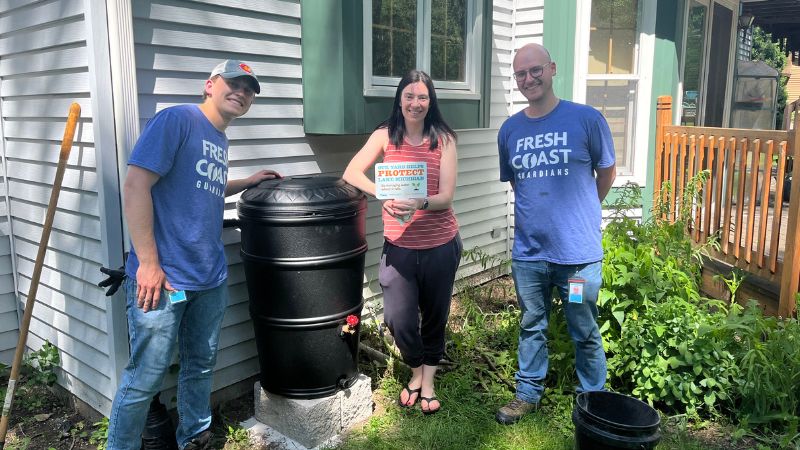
[375, 162, 427, 200]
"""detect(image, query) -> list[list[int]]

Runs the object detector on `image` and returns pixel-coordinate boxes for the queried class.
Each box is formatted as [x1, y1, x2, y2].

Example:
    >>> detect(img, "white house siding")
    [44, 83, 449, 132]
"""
[510, 0, 544, 114]
[0, 167, 17, 364]
[129, 0, 307, 405]
[0, 0, 545, 417]
[0, 0, 118, 413]
[0, 61, 17, 364]
[126, 0, 523, 406]
[502, 1, 545, 258]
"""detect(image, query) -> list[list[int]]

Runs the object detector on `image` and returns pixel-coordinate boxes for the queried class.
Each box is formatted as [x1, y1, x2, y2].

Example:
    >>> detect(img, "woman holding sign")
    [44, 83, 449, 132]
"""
[343, 70, 461, 415]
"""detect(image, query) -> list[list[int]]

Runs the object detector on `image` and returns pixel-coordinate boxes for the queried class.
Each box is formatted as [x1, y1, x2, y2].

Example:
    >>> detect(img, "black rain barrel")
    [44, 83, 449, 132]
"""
[572, 391, 661, 449]
[237, 175, 367, 399]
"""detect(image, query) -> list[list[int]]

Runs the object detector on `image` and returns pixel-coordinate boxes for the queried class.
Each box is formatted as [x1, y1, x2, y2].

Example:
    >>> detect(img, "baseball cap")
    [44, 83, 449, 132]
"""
[209, 60, 261, 94]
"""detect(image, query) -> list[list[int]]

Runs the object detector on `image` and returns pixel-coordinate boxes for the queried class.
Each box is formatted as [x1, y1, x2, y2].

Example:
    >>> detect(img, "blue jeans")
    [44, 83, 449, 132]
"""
[106, 278, 228, 450]
[511, 260, 606, 404]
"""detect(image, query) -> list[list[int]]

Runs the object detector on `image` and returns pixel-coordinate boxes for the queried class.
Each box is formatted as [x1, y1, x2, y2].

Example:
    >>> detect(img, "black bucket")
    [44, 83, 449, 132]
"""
[237, 175, 367, 399]
[141, 393, 177, 450]
[572, 391, 661, 449]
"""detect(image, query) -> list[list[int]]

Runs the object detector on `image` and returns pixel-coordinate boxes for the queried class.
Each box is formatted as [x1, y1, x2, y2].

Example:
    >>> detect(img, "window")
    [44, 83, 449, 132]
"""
[678, 0, 737, 127]
[364, 0, 482, 97]
[681, 1, 708, 126]
[300, 0, 489, 134]
[574, 0, 655, 183]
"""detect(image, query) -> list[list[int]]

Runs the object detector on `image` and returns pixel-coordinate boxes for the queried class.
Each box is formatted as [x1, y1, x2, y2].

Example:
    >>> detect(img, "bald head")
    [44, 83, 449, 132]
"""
[513, 43, 552, 68]
[512, 43, 558, 112]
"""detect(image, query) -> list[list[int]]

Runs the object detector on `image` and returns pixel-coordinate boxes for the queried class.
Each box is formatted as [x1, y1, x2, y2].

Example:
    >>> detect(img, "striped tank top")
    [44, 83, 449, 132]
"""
[382, 137, 459, 249]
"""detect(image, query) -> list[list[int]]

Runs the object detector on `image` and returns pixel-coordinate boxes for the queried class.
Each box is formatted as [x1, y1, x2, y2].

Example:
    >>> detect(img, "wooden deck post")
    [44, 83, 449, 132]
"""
[654, 96, 672, 210]
[779, 112, 800, 318]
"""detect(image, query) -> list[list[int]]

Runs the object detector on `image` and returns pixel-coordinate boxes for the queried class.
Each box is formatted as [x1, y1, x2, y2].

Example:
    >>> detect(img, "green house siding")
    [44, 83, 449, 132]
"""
[301, 0, 364, 134]
[644, 0, 683, 218]
[301, 0, 491, 134]
[543, 0, 576, 101]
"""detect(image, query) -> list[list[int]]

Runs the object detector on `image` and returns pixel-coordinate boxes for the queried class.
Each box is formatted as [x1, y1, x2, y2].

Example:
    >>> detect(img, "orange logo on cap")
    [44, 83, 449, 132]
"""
[239, 63, 252, 74]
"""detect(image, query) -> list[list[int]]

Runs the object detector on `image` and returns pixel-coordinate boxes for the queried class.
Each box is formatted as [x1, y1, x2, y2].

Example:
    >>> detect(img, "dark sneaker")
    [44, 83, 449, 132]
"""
[495, 398, 539, 425]
[183, 430, 211, 450]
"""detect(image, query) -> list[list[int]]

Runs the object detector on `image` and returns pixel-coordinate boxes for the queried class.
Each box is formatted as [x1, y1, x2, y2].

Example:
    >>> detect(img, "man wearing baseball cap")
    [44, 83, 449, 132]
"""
[106, 60, 279, 450]
[209, 59, 261, 94]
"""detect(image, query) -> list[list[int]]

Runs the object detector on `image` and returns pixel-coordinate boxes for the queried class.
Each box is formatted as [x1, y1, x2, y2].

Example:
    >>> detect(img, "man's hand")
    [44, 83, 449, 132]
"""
[246, 169, 281, 188]
[98, 266, 126, 296]
[135, 262, 174, 312]
[225, 169, 282, 196]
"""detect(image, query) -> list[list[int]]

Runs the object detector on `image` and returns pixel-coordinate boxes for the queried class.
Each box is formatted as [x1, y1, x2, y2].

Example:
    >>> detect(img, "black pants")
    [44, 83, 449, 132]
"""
[379, 234, 462, 367]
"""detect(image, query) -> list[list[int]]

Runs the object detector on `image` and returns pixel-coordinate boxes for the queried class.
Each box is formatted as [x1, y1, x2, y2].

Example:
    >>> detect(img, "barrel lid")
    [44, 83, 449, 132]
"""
[237, 175, 365, 217]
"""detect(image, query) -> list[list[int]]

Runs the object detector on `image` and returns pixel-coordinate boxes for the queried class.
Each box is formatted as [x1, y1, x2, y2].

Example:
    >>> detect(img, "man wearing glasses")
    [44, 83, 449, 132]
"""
[495, 44, 616, 425]
[106, 60, 280, 449]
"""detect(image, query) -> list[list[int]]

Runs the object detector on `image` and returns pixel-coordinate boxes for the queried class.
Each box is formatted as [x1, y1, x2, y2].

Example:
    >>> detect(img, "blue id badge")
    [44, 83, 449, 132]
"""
[167, 290, 187, 304]
[568, 278, 585, 304]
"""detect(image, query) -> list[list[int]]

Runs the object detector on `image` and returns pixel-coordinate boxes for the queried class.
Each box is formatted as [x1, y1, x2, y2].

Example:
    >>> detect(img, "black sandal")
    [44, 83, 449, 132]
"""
[398, 385, 422, 408]
[420, 396, 441, 415]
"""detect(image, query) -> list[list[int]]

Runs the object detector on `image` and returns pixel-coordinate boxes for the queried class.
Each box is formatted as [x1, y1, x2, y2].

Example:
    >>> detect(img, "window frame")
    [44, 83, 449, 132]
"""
[573, 0, 656, 186]
[362, 0, 483, 99]
[676, 0, 739, 128]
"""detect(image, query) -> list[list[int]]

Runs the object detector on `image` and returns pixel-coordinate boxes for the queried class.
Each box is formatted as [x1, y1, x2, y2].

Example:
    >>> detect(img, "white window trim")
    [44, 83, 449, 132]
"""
[573, 0, 656, 187]
[362, 0, 483, 99]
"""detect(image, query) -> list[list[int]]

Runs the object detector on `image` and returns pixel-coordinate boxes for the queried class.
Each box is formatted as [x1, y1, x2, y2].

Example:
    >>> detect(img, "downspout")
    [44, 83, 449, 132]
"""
[505, 0, 519, 262]
[85, 0, 139, 409]
[0, 77, 23, 343]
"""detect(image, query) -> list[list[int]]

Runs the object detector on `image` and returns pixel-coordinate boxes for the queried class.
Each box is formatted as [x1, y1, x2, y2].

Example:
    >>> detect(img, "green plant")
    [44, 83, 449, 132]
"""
[225, 424, 250, 448]
[22, 341, 59, 387]
[600, 175, 739, 416]
[69, 420, 89, 439]
[599, 178, 714, 350]
[89, 417, 109, 450]
[4, 436, 31, 450]
[714, 269, 746, 305]
[610, 296, 736, 416]
[8, 341, 62, 413]
[723, 301, 800, 433]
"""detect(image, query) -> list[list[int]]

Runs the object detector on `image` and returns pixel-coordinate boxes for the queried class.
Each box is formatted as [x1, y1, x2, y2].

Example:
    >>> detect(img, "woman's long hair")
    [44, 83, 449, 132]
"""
[378, 69, 456, 150]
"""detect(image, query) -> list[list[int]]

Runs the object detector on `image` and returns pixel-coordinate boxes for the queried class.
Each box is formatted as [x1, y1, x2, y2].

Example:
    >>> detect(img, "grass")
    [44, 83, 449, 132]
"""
[328, 273, 745, 450]
[333, 361, 742, 450]
[337, 378, 572, 450]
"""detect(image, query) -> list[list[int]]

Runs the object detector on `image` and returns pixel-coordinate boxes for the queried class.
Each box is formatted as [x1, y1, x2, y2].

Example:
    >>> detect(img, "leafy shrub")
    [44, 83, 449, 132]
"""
[22, 341, 60, 387]
[723, 301, 800, 430]
[599, 178, 714, 346]
[599, 176, 736, 416]
[610, 296, 737, 415]
[600, 177, 800, 447]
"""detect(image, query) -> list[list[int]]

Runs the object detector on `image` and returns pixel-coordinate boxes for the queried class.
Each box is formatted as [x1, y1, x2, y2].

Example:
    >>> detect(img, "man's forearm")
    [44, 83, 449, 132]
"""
[225, 178, 253, 196]
[595, 165, 616, 202]
[124, 188, 159, 265]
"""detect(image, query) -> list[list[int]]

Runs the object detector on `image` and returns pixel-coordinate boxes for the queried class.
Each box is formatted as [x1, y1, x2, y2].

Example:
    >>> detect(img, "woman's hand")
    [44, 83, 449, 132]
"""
[383, 198, 420, 220]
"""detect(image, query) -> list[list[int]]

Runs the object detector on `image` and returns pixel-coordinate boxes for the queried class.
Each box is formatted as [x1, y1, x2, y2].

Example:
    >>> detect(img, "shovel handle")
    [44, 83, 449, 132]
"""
[0, 103, 81, 446]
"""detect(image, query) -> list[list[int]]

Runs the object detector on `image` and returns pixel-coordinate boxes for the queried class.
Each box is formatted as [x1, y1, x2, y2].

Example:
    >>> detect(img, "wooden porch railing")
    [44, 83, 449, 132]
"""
[654, 96, 800, 317]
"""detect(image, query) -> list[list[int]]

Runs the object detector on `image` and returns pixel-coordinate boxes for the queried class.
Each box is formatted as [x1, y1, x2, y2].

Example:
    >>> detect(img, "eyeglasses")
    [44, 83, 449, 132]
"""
[513, 63, 551, 81]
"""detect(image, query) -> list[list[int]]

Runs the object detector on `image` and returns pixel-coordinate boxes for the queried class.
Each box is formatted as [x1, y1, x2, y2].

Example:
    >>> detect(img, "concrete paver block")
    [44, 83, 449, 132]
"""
[251, 375, 373, 449]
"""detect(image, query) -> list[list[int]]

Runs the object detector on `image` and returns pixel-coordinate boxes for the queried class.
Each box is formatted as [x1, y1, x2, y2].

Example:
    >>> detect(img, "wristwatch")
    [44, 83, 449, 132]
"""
[421, 198, 429, 210]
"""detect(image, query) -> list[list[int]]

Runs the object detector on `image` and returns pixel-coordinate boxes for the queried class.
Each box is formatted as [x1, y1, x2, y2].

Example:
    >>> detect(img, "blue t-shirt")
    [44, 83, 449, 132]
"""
[125, 104, 229, 290]
[498, 100, 615, 264]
